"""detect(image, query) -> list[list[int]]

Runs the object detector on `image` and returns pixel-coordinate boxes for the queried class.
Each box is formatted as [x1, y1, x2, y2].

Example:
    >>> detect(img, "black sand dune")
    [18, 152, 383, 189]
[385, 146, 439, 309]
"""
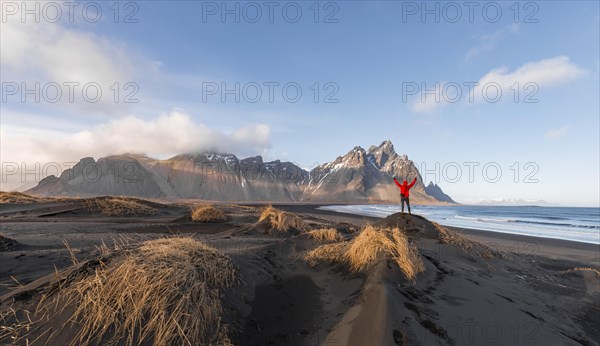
[0, 196, 598, 345]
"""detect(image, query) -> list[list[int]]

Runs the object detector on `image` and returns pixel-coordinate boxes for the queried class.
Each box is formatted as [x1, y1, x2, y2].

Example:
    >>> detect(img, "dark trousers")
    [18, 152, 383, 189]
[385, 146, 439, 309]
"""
[401, 196, 411, 214]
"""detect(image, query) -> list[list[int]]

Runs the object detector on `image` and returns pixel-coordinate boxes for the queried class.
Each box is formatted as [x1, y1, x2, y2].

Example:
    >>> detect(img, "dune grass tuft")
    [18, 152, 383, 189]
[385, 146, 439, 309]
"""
[308, 228, 344, 243]
[306, 225, 425, 282]
[50, 237, 236, 346]
[258, 206, 308, 233]
[82, 196, 158, 216]
[433, 222, 496, 259]
[304, 242, 347, 265]
[0, 191, 49, 204]
[560, 267, 600, 276]
[191, 205, 227, 223]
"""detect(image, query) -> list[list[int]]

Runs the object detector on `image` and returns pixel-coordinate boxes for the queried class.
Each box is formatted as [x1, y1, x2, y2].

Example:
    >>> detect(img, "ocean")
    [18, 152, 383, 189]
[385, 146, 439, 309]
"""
[318, 205, 600, 245]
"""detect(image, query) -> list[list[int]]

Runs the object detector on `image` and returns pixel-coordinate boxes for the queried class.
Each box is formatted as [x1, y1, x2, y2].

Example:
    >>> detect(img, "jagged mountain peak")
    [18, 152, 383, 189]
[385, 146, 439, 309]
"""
[347, 145, 367, 157]
[316, 141, 416, 174]
[27, 140, 455, 204]
[366, 140, 413, 180]
[335, 146, 368, 167]
[424, 182, 456, 203]
[368, 140, 399, 168]
[368, 139, 395, 153]
[349, 146, 366, 154]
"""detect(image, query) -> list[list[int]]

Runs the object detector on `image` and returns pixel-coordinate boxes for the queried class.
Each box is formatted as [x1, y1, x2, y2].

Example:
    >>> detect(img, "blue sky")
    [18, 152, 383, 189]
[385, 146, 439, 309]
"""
[1, 1, 599, 206]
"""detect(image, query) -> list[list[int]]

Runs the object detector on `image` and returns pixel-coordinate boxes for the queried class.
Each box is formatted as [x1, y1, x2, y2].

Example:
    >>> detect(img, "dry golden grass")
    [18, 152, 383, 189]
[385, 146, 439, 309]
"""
[560, 267, 600, 276]
[308, 228, 344, 243]
[1, 239, 135, 345]
[83, 196, 158, 216]
[433, 222, 495, 259]
[50, 237, 236, 346]
[258, 206, 308, 233]
[191, 205, 227, 223]
[306, 225, 425, 282]
[304, 242, 347, 265]
[0, 191, 48, 204]
[0, 308, 35, 345]
[0, 191, 75, 204]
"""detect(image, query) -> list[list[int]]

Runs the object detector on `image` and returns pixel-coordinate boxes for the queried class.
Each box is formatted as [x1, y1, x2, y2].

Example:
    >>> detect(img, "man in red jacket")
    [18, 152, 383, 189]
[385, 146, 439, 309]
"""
[394, 177, 417, 214]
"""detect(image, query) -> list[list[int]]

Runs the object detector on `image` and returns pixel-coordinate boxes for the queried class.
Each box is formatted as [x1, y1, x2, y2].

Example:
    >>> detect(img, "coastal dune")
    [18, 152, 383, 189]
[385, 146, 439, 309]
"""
[0, 195, 598, 345]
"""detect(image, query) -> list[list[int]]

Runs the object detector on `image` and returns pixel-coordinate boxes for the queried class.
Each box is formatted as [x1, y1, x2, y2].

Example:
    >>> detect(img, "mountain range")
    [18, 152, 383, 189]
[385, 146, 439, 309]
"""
[474, 198, 552, 206]
[27, 140, 455, 204]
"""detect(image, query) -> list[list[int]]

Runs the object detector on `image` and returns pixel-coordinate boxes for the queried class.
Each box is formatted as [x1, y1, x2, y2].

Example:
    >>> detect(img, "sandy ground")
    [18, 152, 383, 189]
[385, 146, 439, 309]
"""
[1, 199, 598, 345]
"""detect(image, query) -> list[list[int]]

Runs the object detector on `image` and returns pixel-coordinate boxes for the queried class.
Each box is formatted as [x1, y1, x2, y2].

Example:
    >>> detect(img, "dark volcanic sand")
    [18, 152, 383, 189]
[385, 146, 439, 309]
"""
[1, 200, 598, 346]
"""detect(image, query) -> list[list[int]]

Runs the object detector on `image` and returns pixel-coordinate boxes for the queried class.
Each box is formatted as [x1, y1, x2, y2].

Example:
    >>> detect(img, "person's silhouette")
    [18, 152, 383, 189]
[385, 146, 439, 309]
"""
[393, 177, 417, 214]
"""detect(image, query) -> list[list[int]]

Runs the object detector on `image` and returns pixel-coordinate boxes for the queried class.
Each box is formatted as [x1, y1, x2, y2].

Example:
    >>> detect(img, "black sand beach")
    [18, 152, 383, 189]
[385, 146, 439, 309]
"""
[1, 197, 598, 345]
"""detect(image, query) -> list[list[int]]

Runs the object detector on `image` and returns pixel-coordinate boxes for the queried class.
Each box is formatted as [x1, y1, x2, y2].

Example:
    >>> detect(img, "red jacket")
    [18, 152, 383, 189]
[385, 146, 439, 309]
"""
[394, 178, 417, 197]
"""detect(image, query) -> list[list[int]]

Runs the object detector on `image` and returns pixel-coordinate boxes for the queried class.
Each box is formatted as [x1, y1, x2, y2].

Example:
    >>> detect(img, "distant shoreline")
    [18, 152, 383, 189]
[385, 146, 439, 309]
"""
[274, 204, 600, 265]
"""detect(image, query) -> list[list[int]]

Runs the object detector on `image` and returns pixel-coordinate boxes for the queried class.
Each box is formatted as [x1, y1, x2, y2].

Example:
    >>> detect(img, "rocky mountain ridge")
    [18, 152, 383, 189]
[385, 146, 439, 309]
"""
[27, 140, 455, 204]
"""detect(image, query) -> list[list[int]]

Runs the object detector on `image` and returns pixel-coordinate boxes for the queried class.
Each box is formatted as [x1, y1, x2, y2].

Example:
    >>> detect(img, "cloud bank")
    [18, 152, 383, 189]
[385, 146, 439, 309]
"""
[1, 109, 272, 167]
[1, 15, 155, 114]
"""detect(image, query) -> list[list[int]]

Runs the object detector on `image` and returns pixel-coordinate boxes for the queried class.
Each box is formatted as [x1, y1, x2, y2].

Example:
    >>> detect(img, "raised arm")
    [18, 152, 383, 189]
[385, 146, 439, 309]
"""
[393, 178, 402, 189]
[407, 178, 417, 189]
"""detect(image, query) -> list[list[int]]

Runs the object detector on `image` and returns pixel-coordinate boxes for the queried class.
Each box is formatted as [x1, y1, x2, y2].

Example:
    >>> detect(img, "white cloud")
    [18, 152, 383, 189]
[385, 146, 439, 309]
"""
[1, 16, 154, 114]
[411, 56, 586, 114]
[410, 56, 587, 113]
[0, 109, 272, 169]
[544, 125, 569, 139]
[471, 56, 586, 102]
[0, 18, 275, 190]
